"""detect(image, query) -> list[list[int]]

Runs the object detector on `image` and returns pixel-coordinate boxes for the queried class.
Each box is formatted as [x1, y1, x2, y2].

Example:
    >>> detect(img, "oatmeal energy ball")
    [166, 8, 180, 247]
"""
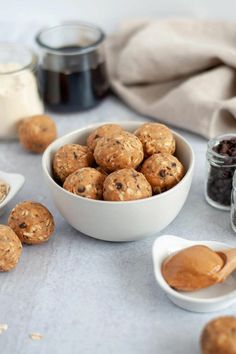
[94, 131, 144, 171]
[103, 168, 152, 201]
[87, 123, 124, 151]
[18, 114, 57, 153]
[201, 316, 236, 354]
[141, 153, 184, 194]
[53, 144, 93, 183]
[0, 225, 22, 272]
[8, 201, 55, 245]
[63, 167, 105, 200]
[134, 123, 175, 157]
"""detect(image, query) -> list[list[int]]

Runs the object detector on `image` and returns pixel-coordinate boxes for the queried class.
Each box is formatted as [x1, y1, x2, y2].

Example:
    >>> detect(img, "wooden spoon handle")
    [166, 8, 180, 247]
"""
[217, 248, 236, 282]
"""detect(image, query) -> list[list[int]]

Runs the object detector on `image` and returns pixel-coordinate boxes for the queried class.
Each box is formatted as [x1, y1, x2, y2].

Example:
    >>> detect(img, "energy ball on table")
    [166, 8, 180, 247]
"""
[87, 123, 124, 151]
[0, 225, 22, 272]
[201, 316, 236, 354]
[18, 114, 57, 153]
[94, 132, 144, 171]
[63, 167, 105, 200]
[103, 168, 152, 201]
[134, 123, 175, 157]
[8, 201, 55, 245]
[53, 144, 93, 184]
[141, 153, 184, 194]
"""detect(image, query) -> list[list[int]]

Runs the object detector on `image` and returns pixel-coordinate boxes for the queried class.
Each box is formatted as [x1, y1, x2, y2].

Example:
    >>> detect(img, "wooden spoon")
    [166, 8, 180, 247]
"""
[216, 248, 236, 283]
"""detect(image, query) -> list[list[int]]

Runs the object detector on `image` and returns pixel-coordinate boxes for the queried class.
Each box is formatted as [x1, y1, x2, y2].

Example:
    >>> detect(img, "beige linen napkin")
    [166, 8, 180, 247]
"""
[106, 19, 236, 138]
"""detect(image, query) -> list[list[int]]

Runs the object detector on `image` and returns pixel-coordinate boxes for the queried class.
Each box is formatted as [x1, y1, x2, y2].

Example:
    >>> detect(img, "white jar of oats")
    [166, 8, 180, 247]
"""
[0, 43, 44, 139]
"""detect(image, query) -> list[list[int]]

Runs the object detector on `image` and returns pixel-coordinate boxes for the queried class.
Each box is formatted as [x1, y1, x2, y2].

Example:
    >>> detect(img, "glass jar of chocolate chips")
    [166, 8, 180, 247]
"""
[205, 134, 236, 210]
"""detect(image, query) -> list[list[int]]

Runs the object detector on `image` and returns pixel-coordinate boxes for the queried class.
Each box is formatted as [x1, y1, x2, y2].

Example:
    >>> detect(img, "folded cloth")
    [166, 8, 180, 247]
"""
[106, 19, 236, 138]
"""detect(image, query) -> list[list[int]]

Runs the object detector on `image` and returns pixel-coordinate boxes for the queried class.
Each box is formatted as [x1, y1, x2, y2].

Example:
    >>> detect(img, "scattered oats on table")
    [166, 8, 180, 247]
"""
[29, 332, 43, 340]
[0, 324, 8, 334]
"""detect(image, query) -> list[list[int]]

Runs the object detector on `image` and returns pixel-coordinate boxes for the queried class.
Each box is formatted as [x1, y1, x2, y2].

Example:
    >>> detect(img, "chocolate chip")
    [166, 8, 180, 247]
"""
[171, 163, 176, 167]
[77, 185, 85, 193]
[116, 140, 121, 144]
[213, 138, 236, 157]
[115, 182, 123, 190]
[159, 169, 166, 178]
[95, 134, 99, 139]
[19, 222, 27, 229]
[73, 152, 78, 159]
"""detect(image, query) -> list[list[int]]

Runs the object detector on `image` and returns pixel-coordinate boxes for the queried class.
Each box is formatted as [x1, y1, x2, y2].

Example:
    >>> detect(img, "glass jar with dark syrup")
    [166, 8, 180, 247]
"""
[36, 22, 109, 113]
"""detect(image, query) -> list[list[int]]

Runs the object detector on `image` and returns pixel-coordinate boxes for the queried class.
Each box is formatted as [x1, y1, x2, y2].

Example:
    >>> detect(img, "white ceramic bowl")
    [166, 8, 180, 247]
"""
[153, 235, 236, 312]
[42, 121, 194, 242]
[0, 170, 25, 216]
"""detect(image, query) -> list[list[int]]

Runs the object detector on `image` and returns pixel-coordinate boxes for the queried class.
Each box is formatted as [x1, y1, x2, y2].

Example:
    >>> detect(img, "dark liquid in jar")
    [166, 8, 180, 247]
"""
[39, 46, 109, 113]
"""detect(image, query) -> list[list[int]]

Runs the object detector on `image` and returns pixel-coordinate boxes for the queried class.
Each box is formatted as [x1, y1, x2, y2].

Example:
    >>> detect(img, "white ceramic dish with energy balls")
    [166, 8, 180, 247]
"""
[153, 235, 236, 312]
[42, 122, 194, 242]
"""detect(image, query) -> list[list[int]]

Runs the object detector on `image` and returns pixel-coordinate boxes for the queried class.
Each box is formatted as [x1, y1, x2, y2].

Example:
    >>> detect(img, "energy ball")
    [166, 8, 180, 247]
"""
[0, 225, 22, 272]
[63, 167, 105, 200]
[8, 201, 55, 245]
[141, 153, 184, 194]
[87, 123, 124, 151]
[134, 123, 175, 156]
[53, 144, 93, 184]
[103, 168, 152, 201]
[94, 131, 144, 171]
[201, 316, 236, 354]
[19, 114, 57, 153]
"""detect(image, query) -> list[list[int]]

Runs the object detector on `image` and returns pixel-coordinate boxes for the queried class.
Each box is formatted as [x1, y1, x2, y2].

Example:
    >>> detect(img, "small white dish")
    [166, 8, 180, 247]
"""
[42, 121, 194, 242]
[152, 235, 236, 313]
[0, 170, 25, 216]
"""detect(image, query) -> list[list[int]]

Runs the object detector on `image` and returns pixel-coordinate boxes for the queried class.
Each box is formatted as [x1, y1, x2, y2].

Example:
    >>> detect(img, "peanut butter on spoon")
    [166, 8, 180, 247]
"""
[162, 245, 225, 292]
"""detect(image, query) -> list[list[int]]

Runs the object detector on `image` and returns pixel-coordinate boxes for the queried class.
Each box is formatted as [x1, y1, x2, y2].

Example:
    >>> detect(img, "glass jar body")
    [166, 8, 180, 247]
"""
[231, 179, 236, 232]
[36, 23, 110, 113]
[0, 43, 44, 139]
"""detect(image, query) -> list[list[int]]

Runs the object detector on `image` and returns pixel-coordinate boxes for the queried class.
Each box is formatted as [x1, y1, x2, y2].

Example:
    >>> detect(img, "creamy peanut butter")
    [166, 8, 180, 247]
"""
[162, 245, 224, 292]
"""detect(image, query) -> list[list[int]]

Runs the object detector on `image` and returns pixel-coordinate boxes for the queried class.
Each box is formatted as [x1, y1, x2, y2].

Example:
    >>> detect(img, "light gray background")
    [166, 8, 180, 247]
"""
[1, 4, 236, 354]
[1, 0, 236, 31]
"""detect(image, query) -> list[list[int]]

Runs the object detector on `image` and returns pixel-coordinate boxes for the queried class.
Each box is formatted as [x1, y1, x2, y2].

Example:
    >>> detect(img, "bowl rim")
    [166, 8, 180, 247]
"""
[152, 235, 236, 305]
[42, 121, 195, 205]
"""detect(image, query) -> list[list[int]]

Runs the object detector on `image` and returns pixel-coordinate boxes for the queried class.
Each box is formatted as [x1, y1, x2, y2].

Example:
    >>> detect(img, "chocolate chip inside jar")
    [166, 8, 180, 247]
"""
[206, 136, 236, 209]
